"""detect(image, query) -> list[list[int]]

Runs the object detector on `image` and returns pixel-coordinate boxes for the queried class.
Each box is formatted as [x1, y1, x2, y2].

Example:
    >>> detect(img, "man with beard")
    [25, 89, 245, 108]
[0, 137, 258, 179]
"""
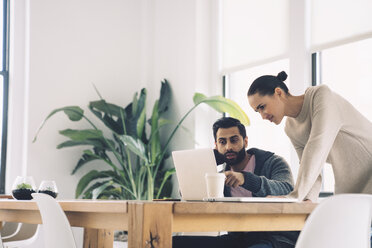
[173, 117, 298, 248]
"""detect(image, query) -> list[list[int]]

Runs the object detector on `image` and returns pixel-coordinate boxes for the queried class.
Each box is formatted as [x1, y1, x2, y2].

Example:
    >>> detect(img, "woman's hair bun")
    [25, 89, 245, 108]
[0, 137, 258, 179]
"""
[276, 71, 288, 81]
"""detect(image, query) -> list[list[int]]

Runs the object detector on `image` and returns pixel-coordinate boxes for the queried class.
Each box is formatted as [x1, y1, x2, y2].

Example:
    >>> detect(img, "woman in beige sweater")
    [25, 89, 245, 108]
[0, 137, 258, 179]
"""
[247, 71, 372, 202]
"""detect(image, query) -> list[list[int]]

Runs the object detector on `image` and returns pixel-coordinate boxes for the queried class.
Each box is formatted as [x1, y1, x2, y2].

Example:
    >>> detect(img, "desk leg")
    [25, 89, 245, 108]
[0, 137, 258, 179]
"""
[128, 202, 173, 248]
[83, 228, 114, 248]
[0, 222, 4, 248]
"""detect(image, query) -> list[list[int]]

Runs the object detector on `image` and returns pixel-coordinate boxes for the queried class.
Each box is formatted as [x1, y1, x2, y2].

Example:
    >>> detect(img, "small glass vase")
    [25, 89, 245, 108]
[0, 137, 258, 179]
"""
[11, 176, 37, 200]
[38, 180, 58, 198]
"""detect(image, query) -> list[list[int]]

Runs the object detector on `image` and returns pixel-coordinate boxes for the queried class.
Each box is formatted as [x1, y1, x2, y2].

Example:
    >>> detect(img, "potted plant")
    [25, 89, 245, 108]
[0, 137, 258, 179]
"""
[11, 176, 37, 200]
[33, 80, 249, 200]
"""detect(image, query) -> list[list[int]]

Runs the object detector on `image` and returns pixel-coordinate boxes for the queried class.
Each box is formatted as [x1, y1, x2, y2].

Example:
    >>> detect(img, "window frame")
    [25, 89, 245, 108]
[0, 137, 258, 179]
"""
[0, 0, 10, 194]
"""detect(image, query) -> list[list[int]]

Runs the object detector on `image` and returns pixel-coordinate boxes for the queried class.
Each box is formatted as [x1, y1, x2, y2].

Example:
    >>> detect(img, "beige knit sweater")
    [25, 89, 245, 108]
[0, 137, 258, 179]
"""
[285, 85, 372, 201]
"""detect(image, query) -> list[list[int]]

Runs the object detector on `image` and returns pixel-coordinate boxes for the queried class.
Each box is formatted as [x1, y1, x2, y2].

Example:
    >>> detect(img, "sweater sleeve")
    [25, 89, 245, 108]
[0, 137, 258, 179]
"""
[240, 155, 294, 197]
[288, 132, 323, 201]
[289, 86, 342, 201]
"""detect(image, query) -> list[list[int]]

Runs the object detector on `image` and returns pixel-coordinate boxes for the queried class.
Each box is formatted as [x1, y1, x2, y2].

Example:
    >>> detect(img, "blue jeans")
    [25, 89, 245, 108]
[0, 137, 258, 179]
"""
[172, 235, 273, 248]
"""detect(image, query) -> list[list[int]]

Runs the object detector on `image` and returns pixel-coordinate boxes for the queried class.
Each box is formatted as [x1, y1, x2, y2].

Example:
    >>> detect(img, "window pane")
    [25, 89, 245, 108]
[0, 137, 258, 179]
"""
[322, 38, 372, 120]
[0, 75, 3, 154]
[320, 37, 372, 192]
[226, 59, 292, 168]
[222, 0, 290, 71]
[0, 0, 3, 70]
[311, 0, 372, 49]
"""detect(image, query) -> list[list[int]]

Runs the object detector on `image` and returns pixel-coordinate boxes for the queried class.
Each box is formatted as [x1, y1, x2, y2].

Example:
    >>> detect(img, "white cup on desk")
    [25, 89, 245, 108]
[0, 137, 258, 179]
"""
[205, 173, 226, 198]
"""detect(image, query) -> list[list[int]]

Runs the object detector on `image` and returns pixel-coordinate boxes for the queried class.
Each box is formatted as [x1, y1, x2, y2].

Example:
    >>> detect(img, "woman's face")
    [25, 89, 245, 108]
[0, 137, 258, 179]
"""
[248, 89, 286, 125]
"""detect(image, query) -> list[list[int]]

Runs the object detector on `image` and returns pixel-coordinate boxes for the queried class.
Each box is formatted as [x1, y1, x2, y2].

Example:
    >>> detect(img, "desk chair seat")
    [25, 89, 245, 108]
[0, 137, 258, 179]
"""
[2, 224, 41, 248]
[295, 194, 372, 248]
[31, 193, 77, 248]
[1, 223, 21, 240]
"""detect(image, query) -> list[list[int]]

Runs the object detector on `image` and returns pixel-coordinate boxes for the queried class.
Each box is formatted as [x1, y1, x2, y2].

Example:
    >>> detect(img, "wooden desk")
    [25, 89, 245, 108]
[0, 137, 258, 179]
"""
[0, 200, 317, 248]
[0, 199, 128, 247]
[128, 201, 317, 248]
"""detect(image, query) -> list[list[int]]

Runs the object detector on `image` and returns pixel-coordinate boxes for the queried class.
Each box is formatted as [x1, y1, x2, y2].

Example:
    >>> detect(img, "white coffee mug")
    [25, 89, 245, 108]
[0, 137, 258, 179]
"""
[205, 173, 226, 198]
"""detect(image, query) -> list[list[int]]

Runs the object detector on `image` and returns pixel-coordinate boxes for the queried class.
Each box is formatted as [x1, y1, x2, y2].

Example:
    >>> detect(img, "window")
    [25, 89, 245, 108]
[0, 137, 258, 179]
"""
[0, 0, 9, 194]
[221, 0, 372, 193]
[221, 0, 299, 180]
[312, 38, 372, 191]
[225, 59, 292, 168]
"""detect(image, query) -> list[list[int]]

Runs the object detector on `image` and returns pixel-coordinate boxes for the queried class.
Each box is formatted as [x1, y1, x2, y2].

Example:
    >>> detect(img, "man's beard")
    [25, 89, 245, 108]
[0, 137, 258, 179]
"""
[221, 147, 246, 166]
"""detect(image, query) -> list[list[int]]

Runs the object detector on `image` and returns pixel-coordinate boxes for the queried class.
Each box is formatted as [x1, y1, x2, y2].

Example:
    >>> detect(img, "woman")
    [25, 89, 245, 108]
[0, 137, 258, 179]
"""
[247, 71, 372, 202]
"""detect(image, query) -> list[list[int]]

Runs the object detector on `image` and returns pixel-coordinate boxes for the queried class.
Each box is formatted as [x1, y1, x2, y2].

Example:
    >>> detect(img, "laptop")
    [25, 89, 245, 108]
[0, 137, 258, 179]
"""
[172, 148, 218, 201]
[172, 148, 298, 203]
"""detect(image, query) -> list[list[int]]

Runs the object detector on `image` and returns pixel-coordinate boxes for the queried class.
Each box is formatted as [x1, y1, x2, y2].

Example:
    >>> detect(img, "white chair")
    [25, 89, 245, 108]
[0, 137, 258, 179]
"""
[1, 222, 21, 240]
[295, 194, 372, 248]
[0, 222, 20, 248]
[31, 193, 77, 248]
[1, 224, 41, 248]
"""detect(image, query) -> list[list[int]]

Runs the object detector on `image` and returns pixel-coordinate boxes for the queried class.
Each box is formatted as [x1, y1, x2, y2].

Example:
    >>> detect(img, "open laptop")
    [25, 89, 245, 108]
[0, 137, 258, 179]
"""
[172, 148, 218, 201]
[172, 148, 298, 203]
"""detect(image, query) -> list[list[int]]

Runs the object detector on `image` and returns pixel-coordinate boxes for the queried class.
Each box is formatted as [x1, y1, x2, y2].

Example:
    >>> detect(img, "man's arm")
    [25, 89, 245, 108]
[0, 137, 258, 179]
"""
[240, 155, 294, 197]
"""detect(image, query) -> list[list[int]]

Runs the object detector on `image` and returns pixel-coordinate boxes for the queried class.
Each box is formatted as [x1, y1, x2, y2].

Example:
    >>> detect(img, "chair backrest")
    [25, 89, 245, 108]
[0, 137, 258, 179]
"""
[31, 193, 77, 248]
[295, 194, 372, 248]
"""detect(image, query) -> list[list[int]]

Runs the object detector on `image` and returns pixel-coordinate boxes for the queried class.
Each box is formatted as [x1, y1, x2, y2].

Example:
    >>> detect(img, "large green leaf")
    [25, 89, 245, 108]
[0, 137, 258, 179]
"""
[155, 167, 176, 199]
[75, 170, 113, 198]
[193, 93, 250, 126]
[71, 149, 114, 175]
[92, 181, 114, 199]
[59, 129, 103, 141]
[132, 92, 139, 116]
[158, 79, 171, 114]
[124, 89, 147, 138]
[82, 181, 107, 199]
[33, 106, 84, 142]
[72, 150, 100, 175]
[150, 100, 161, 163]
[96, 186, 123, 199]
[119, 135, 148, 163]
[89, 100, 125, 134]
[79, 171, 130, 199]
[136, 105, 146, 140]
[57, 138, 115, 150]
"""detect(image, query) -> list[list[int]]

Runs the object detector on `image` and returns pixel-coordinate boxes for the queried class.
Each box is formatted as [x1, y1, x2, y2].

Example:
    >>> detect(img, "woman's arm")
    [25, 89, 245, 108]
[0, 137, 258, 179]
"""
[289, 86, 342, 201]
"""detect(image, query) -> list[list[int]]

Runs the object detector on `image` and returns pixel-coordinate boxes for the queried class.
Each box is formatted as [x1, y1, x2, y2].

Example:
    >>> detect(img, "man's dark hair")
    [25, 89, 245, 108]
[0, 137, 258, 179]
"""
[212, 117, 246, 141]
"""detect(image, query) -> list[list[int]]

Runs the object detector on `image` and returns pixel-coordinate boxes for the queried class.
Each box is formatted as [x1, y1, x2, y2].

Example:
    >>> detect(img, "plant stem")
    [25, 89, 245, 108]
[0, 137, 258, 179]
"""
[156, 172, 171, 199]
[146, 165, 154, 201]
[120, 109, 138, 199]
[153, 103, 200, 179]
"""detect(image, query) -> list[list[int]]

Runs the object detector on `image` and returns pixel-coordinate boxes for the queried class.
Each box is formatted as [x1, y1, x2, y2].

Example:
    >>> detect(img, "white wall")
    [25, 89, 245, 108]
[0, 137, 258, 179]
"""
[8, 0, 145, 197]
[7, 0, 220, 199]
[146, 0, 221, 152]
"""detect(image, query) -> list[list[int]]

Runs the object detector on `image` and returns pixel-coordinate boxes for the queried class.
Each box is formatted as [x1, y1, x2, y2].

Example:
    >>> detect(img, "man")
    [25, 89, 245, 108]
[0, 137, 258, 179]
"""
[173, 117, 298, 248]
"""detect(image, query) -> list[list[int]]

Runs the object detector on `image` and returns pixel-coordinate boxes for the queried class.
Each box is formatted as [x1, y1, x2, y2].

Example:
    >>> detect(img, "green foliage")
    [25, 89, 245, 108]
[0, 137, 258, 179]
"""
[16, 183, 33, 190]
[33, 79, 249, 200]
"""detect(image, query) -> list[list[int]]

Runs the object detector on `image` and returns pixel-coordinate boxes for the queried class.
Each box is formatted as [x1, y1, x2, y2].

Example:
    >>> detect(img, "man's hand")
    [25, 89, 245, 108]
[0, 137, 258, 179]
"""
[224, 171, 244, 188]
